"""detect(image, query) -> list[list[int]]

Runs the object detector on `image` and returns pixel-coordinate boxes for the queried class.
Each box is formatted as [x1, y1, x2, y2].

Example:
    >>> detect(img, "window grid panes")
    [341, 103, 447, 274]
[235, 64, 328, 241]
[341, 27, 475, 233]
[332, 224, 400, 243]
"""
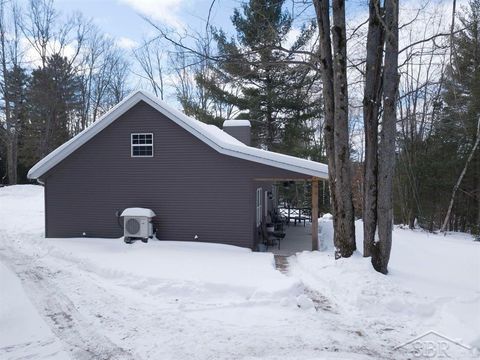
[131, 133, 153, 157]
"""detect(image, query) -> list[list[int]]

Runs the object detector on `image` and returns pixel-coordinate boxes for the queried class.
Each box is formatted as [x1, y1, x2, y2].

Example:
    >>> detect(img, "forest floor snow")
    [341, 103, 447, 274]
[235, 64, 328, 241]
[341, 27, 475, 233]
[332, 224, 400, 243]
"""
[0, 185, 479, 359]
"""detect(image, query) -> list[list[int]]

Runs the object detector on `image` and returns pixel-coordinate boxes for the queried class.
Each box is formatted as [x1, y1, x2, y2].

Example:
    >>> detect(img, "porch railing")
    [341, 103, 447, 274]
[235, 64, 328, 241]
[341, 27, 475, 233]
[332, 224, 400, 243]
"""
[277, 206, 312, 223]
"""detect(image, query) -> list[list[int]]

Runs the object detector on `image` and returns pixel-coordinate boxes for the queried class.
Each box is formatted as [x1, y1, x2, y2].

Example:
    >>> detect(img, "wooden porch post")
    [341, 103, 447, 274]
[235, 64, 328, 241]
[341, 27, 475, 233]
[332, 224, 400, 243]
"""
[312, 177, 319, 251]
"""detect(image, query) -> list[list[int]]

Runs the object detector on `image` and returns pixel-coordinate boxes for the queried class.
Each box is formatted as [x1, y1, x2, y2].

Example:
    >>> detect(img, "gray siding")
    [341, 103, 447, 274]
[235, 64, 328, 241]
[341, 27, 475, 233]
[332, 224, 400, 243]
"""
[222, 125, 251, 145]
[42, 101, 309, 248]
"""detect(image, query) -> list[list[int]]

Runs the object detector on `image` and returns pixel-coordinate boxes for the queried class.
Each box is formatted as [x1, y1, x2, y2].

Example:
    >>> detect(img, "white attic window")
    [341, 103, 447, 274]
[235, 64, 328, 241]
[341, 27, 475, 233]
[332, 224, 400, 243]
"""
[131, 133, 153, 157]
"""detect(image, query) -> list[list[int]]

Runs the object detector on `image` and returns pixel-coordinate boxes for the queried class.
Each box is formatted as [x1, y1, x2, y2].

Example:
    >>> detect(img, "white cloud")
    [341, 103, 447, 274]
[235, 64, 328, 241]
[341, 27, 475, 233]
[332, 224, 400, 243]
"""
[20, 37, 79, 69]
[119, 0, 185, 28]
[116, 36, 138, 50]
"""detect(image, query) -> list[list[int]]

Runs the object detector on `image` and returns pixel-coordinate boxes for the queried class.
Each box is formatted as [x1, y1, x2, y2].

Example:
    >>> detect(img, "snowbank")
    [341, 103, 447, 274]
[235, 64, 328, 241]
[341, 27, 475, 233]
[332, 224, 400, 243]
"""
[0, 185, 44, 233]
[296, 215, 480, 351]
[47, 237, 302, 301]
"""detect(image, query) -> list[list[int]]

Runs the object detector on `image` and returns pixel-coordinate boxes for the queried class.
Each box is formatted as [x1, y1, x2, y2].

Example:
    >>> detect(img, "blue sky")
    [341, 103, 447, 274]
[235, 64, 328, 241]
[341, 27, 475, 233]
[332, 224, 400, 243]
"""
[55, 0, 239, 49]
[50, 0, 250, 99]
[46, 0, 379, 105]
[50, 0, 319, 99]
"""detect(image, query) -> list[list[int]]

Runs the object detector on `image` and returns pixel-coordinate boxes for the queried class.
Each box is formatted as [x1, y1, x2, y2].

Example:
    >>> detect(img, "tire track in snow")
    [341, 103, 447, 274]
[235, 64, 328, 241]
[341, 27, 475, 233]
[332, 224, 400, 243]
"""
[0, 250, 136, 360]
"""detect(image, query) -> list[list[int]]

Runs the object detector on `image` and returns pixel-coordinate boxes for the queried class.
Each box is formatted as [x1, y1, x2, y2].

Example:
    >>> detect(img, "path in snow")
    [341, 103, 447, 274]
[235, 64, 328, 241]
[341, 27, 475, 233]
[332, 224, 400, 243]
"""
[274, 255, 334, 312]
[273, 255, 289, 273]
[0, 246, 136, 359]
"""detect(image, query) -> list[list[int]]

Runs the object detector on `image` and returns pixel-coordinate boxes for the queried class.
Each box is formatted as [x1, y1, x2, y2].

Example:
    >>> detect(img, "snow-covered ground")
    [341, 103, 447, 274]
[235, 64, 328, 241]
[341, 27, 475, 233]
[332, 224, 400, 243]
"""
[296, 215, 480, 357]
[0, 185, 479, 359]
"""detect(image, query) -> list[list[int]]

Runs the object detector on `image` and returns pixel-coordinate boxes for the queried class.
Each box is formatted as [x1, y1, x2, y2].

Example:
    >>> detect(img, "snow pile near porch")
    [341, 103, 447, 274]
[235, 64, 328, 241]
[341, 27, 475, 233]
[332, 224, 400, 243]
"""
[293, 214, 480, 351]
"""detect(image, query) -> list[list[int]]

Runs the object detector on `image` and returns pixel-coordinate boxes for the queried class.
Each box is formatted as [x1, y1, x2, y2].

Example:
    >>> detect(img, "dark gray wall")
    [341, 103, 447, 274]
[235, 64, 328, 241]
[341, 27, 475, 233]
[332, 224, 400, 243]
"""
[42, 101, 309, 248]
[223, 125, 251, 145]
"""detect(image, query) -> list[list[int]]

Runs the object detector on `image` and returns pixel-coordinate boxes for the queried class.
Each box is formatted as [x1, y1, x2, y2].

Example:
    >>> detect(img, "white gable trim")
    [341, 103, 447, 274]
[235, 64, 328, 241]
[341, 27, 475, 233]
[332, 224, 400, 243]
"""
[27, 90, 328, 180]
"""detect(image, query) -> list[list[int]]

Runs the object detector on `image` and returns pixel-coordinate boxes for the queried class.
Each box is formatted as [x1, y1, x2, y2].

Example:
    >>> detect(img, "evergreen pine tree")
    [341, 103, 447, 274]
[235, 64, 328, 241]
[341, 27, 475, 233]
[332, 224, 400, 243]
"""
[437, 0, 480, 232]
[191, 0, 321, 157]
[403, 0, 480, 233]
[24, 54, 82, 166]
[4, 65, 30, 181]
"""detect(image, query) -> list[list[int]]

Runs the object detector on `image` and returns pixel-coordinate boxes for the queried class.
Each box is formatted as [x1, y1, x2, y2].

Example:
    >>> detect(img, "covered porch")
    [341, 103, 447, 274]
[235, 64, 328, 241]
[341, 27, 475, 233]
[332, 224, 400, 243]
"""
[255, 176, 329, 255]
[270, 221, 314, 256]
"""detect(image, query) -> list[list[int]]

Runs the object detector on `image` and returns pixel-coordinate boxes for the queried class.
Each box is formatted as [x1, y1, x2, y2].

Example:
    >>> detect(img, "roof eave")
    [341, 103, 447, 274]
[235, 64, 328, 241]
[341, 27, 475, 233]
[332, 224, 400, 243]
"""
[27, 90, 329, 180]
[27, 91, 146, 179]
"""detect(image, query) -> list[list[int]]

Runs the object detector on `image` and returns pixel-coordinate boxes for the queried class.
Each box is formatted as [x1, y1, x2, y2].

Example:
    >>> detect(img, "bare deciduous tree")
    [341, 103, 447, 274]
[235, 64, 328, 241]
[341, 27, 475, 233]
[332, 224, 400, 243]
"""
[134, 39, 165, 99]
[362, 0, 384, 257]
[76, 26, 130, 132]
[440, 117, 480, 233]
[314, 0, 356, 258]
[0, 0, 22, 184]
[371, 0, 399, 274]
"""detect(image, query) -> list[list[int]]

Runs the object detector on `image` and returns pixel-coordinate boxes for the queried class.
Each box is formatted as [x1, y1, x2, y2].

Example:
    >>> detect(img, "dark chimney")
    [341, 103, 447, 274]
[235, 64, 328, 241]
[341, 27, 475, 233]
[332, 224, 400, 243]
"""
[222, 120, 251, 146]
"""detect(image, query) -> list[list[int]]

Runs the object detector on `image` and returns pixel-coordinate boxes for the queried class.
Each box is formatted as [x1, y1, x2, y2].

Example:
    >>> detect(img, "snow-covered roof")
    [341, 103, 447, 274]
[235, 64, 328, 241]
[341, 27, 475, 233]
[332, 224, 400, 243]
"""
[120, 208, 156, 218]
[27, 90, 328, 179]
[223, 119, 251, 127]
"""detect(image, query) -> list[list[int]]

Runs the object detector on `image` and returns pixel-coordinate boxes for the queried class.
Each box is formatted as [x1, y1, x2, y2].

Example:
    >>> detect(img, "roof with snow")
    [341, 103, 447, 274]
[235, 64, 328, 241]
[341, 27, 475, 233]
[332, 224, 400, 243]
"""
[27, 90, 328, 179]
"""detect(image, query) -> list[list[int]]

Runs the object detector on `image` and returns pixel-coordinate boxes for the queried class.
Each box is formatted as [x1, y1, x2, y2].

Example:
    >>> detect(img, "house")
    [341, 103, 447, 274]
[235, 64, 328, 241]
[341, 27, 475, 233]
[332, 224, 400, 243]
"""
[27, 90, 328, 249]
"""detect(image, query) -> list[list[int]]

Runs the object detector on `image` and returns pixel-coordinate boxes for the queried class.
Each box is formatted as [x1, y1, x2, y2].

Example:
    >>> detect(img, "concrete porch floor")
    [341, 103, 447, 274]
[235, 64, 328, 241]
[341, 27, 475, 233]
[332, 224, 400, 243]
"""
[270, 221, 313, 256]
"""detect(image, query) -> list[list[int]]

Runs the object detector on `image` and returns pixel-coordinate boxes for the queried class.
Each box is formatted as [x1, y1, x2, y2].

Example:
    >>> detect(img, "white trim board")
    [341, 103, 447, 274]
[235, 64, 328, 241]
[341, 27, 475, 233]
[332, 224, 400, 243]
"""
[27, 90, 329, 180]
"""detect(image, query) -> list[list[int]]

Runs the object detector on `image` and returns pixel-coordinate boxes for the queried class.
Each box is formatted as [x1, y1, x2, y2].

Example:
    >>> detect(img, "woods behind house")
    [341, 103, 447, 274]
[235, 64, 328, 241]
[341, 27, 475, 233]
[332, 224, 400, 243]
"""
[1, 0, 478, 254]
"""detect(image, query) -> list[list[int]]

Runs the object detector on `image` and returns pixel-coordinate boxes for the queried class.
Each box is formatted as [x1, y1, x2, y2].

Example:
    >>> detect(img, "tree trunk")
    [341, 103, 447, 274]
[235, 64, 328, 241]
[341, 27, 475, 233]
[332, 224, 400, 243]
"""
[6, 134, 18, 184]
[314, 0, 356, 258]
[409, 215, 415, 229]
[477, 171, 480, 233]
[363, 0, 384, 257]
[331, 0, 356, 257]
[372, 0, 399, 274]
[313, 0, 338, 250]
[0, 3, 17, 185]
[312, 178, 320, 250]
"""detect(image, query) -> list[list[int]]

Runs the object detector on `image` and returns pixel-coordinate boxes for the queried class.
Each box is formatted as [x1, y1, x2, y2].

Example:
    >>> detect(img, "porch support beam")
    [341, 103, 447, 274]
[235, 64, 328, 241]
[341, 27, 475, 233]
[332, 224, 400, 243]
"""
[312, 177, 319, 251]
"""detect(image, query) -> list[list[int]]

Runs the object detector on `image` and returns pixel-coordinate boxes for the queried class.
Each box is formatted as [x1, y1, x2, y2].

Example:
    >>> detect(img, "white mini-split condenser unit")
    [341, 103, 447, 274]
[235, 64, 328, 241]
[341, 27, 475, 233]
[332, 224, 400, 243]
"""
[120, 208, 156, 243]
